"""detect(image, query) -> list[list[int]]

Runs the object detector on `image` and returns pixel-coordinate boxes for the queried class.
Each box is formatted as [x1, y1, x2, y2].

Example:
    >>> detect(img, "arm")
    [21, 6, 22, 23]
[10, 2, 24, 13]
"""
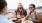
[9, 12, 16, 19]
[33, 12, 41, 22]
[21, 14, 29, 21]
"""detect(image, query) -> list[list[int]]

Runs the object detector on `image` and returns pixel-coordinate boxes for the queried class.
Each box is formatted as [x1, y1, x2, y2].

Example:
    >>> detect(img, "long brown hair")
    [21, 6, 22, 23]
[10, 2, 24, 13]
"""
[17, 3, 24, 11]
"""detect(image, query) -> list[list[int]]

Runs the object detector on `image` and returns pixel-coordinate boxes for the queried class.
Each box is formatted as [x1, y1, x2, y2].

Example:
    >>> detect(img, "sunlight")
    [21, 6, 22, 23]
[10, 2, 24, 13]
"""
[5, 0, 42, 9]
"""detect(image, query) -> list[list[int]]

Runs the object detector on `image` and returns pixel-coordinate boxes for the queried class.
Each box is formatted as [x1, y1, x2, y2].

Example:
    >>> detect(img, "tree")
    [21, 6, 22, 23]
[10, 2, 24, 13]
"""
[36, 6, 42, 9]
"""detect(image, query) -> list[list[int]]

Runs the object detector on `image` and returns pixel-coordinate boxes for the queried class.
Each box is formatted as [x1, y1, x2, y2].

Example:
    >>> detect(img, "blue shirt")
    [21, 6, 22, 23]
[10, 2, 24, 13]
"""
[0, 15, 14, 23]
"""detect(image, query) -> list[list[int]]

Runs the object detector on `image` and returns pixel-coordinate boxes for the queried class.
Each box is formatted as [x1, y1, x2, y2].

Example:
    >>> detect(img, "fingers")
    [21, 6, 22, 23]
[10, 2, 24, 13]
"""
[28, 18, 32, 21]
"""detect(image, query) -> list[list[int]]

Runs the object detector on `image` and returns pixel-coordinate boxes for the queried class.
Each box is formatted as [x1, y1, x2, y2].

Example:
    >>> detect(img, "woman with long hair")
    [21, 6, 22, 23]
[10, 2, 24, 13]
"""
[15, 3, 27, 18]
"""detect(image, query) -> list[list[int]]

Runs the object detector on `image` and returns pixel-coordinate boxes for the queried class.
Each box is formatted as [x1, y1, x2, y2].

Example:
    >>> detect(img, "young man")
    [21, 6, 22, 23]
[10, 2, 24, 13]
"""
[0, 0, 14, 23]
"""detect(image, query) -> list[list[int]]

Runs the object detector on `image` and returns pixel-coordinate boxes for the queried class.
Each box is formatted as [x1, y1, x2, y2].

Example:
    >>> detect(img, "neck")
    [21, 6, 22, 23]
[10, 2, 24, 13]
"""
[0, 12, 6, 15]
[19, 8, 22, 10]
[30, 10, 35, 15]
[31, 10, 34, 13]
[19, 9, 22, 11]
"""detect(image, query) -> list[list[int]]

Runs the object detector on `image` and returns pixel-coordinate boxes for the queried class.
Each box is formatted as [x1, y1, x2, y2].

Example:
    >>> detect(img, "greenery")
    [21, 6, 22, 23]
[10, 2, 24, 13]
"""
[36, 6, 42, 9]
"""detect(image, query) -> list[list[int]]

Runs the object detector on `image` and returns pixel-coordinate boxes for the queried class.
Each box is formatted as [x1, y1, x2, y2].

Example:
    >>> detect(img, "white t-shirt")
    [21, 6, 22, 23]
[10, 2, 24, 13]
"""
[0, 15, 14, 23]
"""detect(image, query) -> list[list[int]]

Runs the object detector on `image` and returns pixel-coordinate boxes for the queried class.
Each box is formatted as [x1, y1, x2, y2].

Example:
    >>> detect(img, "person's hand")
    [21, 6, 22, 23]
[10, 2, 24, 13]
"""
[26, 14, 30, 17]
[21, 15, 25, 18]
[28, 18, 32, 21]
[21, 17, 26, 21]
[17, 15, 21, 18]
[9, 13, 16, 19]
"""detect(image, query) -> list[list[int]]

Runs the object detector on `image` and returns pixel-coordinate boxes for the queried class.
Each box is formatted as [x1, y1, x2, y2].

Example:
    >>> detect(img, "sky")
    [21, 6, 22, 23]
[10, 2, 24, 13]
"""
[5, 0, 42, 9]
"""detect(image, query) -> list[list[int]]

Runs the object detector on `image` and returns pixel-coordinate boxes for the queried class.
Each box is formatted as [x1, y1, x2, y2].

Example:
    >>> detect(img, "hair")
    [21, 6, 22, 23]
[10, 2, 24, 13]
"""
[29, 4, 35, 15]
[0, 0, 7, 11]
[29, 4, 35, 10]
[17, 3, 24, 11]
[18, 3, 22, 5]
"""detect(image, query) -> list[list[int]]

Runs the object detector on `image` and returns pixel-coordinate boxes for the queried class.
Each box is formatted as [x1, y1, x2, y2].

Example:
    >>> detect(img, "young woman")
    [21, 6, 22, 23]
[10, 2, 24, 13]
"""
[21, 4, 41, 23]
[15, 3, 27, 18]
[28, 4, 41, 23]
[0, 0, 14, 23]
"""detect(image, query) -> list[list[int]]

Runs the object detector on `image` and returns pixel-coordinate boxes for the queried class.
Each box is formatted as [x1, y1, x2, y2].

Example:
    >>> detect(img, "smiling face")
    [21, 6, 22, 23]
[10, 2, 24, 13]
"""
[29, 6, 35, 12]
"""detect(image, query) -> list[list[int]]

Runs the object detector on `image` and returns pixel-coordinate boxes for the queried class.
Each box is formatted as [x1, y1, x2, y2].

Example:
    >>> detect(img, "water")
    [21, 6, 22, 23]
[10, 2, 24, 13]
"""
[6, 9, 42, 23]
[7, 9, 42, 16]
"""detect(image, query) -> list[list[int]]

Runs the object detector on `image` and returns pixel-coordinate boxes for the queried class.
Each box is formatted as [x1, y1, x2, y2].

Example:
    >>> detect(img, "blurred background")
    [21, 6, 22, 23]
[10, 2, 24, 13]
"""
[5, 0, 42, 23]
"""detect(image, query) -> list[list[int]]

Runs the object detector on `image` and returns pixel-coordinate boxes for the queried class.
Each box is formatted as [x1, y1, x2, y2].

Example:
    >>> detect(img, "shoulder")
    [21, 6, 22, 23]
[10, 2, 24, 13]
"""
[15, 9, 17, 12]
[15, 9, 18, 13]
[4, 20, 14, 23]
[34, 11, 39, 14]
[35, 12, 40, 17]
[35, 11, 40, 15]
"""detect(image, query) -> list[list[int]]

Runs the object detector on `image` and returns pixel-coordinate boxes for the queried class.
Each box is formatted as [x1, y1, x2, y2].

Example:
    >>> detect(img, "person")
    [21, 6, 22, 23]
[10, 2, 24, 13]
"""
[28, 4, 41, 23]
[0, 0, 14, 23]
[21, 4, 41, 23]
[15, 12, 21, 23]
[15, 3, 27, 18]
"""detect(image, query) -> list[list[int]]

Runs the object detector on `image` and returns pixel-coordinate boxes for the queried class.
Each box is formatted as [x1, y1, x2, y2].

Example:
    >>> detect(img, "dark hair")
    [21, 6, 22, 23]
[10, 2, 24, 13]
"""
[29, 4, 35, 15]
[29, 4, 35, 9]
[0, 0, 7, 11]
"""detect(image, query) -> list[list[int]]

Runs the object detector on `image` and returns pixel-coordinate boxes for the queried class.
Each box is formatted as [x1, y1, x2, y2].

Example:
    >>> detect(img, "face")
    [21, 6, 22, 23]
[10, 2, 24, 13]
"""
[29, 6, 35, 12]
[3, 6, 7, 14]
[18, 3, 22, 9]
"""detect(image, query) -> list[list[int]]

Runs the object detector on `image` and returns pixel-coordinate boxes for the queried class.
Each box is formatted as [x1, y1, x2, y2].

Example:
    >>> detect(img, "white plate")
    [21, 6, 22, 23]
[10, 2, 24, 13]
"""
[22, 20, 33, 23]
